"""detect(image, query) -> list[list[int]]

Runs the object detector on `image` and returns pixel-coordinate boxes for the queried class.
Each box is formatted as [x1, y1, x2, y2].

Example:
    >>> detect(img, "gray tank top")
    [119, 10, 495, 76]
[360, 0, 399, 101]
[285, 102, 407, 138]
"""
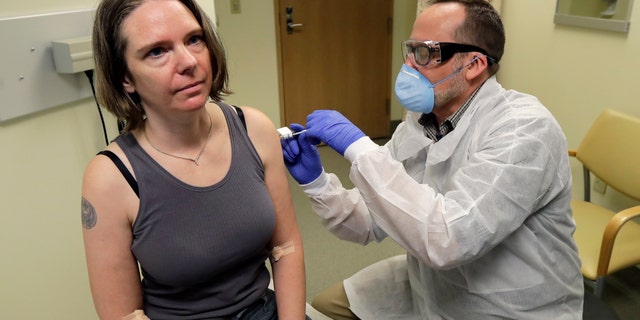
[115, 103, 275, 319]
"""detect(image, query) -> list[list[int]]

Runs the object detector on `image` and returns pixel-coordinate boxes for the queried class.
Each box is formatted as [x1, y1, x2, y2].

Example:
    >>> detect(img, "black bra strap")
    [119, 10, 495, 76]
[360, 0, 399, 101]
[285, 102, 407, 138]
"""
[233, 105, 247, 131]
[97, 150, 140, 197]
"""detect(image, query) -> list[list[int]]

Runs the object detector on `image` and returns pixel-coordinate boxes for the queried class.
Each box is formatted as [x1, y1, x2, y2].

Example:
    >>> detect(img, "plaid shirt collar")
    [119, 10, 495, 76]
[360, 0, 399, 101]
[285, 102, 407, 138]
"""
[418, 85, 482, 141]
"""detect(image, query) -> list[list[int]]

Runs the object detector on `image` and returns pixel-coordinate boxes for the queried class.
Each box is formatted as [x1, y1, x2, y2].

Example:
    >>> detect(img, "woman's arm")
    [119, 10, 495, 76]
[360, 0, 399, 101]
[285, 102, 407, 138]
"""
[81, 148, 143, 320]
[241, 106, 307, 320]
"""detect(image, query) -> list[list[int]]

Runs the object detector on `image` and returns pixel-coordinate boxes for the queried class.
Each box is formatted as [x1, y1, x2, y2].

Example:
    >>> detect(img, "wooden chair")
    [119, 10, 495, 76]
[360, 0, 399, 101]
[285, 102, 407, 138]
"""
[569, 108, 640, 297]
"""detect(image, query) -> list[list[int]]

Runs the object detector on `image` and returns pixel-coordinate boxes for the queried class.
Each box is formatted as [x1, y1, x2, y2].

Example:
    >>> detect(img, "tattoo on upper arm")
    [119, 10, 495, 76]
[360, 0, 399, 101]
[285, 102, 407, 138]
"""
[81, 197, 98, 229]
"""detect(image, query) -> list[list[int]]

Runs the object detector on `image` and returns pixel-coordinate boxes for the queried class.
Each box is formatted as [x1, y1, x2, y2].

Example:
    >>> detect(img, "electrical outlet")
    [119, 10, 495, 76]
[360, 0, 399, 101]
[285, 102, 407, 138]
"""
[231, 0, 241, 14]
[593, 177, 607, 194]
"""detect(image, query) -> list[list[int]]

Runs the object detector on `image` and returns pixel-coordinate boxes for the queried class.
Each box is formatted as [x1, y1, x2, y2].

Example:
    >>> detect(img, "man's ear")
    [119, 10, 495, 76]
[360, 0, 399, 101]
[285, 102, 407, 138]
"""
[123, 75, 135, 94]
[465, 55, 488, 80]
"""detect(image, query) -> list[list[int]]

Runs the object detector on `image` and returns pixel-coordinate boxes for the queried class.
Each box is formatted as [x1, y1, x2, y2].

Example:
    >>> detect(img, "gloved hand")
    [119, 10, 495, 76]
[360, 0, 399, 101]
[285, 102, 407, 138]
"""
[306, 110, 365, 155]
[281, 124, 323, 184]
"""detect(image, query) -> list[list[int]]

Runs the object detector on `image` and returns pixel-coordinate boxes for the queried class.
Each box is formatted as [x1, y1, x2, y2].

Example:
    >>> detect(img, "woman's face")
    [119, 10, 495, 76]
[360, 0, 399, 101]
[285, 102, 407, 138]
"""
[121, 0, 213, 114]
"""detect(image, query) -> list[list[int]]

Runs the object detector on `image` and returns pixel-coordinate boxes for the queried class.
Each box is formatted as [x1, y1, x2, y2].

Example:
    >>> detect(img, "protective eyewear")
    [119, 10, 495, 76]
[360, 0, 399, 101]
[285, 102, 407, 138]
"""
[402, 40, 496, 67]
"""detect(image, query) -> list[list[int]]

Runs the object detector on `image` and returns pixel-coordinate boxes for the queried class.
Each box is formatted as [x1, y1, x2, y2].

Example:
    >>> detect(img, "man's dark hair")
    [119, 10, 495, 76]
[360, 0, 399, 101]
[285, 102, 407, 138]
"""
[429, 0, 505, 75]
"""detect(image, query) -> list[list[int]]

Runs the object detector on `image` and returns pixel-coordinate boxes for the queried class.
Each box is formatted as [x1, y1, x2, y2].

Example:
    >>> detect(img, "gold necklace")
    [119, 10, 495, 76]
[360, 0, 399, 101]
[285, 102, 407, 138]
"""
[144, 112, 212, 166]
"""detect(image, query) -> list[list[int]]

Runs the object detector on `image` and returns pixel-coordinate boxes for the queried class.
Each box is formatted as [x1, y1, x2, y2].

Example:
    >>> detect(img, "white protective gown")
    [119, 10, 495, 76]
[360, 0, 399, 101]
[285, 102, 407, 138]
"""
[301, 76, 584, 319]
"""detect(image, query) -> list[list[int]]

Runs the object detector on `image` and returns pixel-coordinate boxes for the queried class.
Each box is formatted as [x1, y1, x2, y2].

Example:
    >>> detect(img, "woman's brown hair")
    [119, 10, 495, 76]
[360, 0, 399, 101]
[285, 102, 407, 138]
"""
[92, 0, 231, 131]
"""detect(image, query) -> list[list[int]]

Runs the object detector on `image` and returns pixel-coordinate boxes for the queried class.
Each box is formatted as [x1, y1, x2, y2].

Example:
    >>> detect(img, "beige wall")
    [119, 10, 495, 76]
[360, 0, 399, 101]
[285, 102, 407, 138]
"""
[1, 0, 639, 318]
[1, 1, 106, 318]
[499, 1, 640, 211]
[214, 0, 282, 125]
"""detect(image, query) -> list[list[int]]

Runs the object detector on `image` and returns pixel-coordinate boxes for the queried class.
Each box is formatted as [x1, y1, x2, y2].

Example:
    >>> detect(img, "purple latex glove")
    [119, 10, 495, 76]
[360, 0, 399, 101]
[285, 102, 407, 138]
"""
[306, 110, 365, 155]
[281, 123, 323, 184]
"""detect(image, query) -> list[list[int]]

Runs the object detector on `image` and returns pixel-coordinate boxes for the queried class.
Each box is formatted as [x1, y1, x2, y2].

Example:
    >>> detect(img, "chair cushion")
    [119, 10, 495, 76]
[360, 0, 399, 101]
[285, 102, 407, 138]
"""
[572, 200, 640, 279]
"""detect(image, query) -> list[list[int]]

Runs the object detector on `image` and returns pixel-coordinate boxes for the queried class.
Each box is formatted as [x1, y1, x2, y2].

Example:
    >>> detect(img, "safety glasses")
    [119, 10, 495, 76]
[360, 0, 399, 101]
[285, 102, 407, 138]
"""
[402, 40, 496, 67]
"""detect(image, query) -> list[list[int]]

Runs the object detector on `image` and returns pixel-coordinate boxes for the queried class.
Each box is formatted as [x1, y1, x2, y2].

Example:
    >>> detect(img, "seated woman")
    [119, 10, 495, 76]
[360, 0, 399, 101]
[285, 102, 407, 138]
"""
[81, 0, 307, 319]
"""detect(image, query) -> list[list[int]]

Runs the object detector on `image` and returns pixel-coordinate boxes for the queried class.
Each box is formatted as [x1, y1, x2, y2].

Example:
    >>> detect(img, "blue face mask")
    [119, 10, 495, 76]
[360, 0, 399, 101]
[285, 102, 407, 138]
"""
[394, 57, 479, 114]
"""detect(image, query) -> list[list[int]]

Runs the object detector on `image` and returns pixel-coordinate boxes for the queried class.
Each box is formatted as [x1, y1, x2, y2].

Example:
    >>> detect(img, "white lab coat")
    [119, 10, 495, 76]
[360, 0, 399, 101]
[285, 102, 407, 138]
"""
[302, 77, 584, 319]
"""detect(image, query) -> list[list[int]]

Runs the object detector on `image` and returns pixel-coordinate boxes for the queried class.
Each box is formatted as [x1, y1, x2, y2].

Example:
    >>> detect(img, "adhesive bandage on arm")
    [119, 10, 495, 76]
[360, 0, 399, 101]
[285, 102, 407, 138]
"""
[271, 241, 295, 262]
[122, 310, 150, 320]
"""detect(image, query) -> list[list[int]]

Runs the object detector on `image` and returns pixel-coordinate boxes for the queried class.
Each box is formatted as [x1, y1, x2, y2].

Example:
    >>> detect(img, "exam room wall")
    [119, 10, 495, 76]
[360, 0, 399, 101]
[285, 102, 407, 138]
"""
[497, 1, 640, 211]
[0, 1, 215, 319]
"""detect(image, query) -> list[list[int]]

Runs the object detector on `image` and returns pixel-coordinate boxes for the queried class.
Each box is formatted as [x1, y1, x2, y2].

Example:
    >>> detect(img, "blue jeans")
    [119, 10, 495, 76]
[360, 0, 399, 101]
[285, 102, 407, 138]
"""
[235, 289, 312, 320]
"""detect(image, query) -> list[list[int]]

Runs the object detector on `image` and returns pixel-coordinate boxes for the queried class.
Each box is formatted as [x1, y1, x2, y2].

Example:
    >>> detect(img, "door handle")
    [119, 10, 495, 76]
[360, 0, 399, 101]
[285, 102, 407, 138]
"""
[285, 6, 303, 34]
[287, 22, 303, 33]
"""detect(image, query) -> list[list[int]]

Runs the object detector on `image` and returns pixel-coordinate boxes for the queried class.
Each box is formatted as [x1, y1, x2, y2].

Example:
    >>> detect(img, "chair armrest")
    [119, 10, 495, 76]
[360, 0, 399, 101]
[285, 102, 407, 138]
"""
[568, 149, 577, 157]
[597, 204, 640, 276]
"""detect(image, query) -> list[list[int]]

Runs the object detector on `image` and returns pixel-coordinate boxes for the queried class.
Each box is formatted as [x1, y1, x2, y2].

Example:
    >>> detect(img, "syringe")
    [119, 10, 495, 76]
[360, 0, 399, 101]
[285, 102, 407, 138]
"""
[277, 126, 307, 140]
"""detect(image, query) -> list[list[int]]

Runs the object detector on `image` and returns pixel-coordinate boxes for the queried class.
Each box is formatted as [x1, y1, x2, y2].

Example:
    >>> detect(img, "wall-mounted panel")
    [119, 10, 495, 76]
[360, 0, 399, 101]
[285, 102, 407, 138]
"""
[0, 9, 94, 122]
[554, 0, 633, 33]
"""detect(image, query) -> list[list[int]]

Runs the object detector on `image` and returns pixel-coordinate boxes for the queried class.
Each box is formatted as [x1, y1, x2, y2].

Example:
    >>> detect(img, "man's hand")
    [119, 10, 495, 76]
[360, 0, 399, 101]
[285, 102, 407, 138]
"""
[281, 124, 323, 184]
[306, 110, 365, 155]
